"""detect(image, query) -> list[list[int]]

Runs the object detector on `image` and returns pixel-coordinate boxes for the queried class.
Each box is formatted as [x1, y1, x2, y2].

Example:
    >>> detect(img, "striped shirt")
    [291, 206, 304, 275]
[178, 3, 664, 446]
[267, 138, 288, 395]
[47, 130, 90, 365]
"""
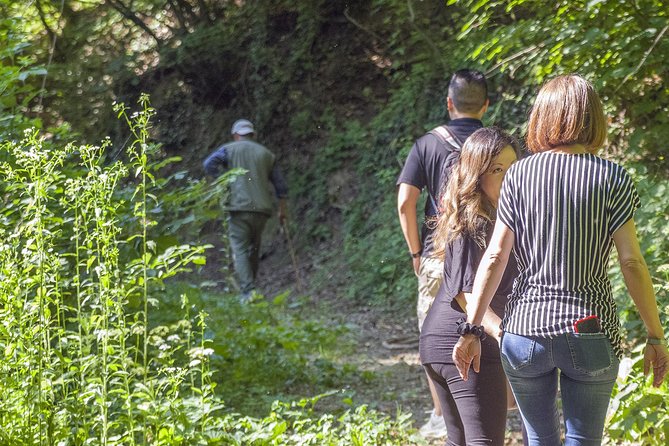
[498, 152, 640, 358]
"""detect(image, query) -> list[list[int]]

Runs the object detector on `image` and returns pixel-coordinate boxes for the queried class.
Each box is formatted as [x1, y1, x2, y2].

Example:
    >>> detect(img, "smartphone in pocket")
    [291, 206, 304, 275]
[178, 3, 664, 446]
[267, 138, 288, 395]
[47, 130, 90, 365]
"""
[573, 315, 601, 333]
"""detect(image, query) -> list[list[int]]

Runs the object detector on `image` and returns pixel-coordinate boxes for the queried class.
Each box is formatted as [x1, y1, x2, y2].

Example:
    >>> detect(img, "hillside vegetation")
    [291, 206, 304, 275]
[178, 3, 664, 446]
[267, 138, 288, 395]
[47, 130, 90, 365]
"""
[1, 0, 668, 444]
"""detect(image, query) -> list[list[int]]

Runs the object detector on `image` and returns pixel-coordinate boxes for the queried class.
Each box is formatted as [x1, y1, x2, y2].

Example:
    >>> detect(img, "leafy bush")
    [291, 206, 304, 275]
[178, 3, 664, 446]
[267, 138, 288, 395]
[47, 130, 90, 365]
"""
[0, 101, 221, 444]
[607, 164, 669, 445]
[213, 392, 418, 446]
[0, 12, 45, 141]
[447, 0, 669, 167]
[608, 352, 669, 445]
[9, 2, 669, 442]
[154, 284, 356, 416]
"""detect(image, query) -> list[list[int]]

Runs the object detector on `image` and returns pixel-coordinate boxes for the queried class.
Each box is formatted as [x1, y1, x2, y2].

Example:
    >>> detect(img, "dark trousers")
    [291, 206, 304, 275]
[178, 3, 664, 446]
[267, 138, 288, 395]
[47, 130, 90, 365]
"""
[424, 361, 508, 446]
[228, 211, 269, 294]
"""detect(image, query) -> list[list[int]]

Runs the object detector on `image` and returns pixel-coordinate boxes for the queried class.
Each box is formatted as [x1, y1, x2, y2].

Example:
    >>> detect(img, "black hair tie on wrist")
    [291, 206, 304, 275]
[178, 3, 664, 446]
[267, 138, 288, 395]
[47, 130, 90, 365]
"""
[456, 318, 487, 341]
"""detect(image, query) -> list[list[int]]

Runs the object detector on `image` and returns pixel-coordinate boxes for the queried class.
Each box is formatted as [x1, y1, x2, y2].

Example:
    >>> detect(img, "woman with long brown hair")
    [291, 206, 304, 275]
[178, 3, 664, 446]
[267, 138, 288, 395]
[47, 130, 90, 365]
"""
[419, 126, 521, 445]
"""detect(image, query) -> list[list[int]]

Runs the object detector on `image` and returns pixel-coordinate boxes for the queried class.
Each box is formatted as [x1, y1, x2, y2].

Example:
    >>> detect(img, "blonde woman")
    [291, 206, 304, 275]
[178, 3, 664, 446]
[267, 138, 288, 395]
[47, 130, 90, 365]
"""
[453, 75, 669, 445]
[419, 127, 521, 446]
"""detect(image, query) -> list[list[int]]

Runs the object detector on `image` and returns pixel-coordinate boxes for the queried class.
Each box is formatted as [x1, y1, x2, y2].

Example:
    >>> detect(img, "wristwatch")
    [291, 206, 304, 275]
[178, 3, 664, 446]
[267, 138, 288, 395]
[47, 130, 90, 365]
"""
[647, 337, 667, 346]
[411, 249, 422, 259]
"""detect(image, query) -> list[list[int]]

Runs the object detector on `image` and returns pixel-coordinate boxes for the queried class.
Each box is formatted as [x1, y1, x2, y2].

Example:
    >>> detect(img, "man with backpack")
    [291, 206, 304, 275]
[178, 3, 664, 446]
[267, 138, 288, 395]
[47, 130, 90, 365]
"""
[396, 69, 489, 438]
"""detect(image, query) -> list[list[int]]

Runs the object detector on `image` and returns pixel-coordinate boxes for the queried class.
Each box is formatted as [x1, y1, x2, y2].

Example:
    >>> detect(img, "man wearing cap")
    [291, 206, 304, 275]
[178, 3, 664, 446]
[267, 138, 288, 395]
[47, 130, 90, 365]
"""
[204, 119, 288, 300]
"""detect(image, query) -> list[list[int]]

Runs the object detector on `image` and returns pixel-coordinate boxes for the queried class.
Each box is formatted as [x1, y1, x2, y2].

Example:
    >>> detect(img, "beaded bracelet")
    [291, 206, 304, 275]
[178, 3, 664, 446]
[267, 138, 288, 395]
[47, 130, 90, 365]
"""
[456, 318, 487, 341]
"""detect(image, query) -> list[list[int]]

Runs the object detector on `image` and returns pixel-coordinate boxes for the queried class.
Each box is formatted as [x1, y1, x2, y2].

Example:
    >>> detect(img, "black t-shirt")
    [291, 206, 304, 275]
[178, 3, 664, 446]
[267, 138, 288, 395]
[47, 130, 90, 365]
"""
[396, 118, 483, 257]
[419, 221, 519, 365]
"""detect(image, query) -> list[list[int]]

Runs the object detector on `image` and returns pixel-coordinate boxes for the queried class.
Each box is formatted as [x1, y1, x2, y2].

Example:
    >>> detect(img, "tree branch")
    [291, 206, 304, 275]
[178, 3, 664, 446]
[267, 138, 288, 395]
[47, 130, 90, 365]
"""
[196, 0, 213, 24]
[37, 0, 65, 113]
[406, 0, 447, 73]
[34, 0, 57, 43]
[616, 24, 668, 92]
[485, 44, 542, 77]
[343, 7, 390, 54]
[167, 0, 189, 32]
[105, 0, 163, 47]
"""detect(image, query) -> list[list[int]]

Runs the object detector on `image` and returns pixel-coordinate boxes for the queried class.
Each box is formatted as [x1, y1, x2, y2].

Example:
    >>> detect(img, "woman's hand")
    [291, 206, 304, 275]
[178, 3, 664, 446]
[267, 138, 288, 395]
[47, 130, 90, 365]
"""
[412, 256, 421, 276]
[452, 335, 481, 381]
[455, 293, 503, 346]
[644, 343, 669, 387]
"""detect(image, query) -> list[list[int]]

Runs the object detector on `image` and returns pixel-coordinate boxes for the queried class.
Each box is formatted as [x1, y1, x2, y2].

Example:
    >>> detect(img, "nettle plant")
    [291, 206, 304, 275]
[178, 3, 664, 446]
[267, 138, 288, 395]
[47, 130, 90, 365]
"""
[0, 97, 221, 445]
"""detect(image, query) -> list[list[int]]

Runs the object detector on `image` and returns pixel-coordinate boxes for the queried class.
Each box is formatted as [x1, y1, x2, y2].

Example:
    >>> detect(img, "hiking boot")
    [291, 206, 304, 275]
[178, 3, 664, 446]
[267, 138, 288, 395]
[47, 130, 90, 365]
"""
[239, 289, 260, 304]
[239, 291, 252, 303]
[419, 409, 447, 438]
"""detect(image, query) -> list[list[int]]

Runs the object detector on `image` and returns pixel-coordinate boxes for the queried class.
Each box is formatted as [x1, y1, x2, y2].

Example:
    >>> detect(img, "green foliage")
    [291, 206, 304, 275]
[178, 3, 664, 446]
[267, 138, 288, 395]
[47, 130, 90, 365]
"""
[6, 2, 669, 443]
[212, 392, 418, 445]
[156, 285, 356, 416]
[0, 12, 45, 139]
[609, 352, 669, 445]
[9, 0, 471, 307]
[337, 71, 449, 305]
[0, 104, 217, 444]
[0, 93, 423, 443]
[607, 164, 669, 444]
[448, 0, 669, 166]
[613, 164, 669, 331]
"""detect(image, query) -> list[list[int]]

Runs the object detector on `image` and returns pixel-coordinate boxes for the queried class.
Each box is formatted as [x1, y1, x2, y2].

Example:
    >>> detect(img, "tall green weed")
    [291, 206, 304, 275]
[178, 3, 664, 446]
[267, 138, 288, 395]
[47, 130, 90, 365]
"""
[0, 101, 218, 444]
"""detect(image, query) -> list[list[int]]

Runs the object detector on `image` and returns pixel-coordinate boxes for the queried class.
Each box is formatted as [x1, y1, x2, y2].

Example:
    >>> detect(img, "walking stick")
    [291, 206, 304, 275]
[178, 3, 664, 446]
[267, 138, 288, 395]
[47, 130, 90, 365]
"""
[281, 220, 304, 293]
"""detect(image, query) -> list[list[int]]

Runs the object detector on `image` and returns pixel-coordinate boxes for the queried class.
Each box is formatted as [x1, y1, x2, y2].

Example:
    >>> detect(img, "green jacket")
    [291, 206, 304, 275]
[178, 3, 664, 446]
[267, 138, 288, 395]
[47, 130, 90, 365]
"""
[204, 139, 278, 215]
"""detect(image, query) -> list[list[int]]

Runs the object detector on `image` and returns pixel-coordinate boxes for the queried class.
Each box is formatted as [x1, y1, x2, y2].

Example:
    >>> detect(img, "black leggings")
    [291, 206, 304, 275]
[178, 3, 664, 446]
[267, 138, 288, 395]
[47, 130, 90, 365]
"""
[424, 361, 507, 446]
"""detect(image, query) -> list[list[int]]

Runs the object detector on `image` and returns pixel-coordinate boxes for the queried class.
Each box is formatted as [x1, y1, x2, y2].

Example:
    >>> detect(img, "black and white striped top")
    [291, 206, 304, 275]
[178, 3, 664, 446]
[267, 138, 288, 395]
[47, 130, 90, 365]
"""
[497, 152, 640, 358]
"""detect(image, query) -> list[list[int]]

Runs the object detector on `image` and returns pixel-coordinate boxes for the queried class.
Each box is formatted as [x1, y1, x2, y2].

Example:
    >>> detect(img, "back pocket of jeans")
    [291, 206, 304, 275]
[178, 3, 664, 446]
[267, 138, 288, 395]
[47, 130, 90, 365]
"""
[566, 333, 613, 376]
[501, 332, 535, 370]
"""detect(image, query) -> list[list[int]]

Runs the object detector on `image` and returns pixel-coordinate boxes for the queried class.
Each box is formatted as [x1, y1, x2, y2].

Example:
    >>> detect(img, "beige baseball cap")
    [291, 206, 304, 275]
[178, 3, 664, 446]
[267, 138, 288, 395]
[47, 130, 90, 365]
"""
[231, 119, 254, 135]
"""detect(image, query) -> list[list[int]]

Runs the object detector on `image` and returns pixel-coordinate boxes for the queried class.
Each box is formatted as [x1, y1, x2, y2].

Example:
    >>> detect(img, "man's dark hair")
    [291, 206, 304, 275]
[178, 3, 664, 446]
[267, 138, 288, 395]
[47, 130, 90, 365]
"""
[447, 69, 488, 114]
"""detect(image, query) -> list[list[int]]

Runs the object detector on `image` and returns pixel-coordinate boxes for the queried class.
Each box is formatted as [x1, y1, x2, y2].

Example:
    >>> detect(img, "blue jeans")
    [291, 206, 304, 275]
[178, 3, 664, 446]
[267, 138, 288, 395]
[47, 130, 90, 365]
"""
[501, 332, 619, 446]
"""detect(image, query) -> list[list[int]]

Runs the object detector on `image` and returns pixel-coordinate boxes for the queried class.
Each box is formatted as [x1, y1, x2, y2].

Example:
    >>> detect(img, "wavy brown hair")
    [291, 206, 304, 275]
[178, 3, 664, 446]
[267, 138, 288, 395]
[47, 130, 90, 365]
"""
[432, 127, 520, 254]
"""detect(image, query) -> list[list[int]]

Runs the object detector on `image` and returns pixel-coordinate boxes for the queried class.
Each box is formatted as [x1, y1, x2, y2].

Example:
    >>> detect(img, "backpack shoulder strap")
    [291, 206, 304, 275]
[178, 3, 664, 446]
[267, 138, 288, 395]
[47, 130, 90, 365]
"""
[429, 125, 463, 150]
[425, 125, 464, 214]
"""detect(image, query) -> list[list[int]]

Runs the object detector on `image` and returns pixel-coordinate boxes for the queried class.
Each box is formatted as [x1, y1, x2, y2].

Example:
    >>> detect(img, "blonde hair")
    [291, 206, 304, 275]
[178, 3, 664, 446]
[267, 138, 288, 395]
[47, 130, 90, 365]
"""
[432, 127, 520, 254]
[526, 74, 607, 153]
